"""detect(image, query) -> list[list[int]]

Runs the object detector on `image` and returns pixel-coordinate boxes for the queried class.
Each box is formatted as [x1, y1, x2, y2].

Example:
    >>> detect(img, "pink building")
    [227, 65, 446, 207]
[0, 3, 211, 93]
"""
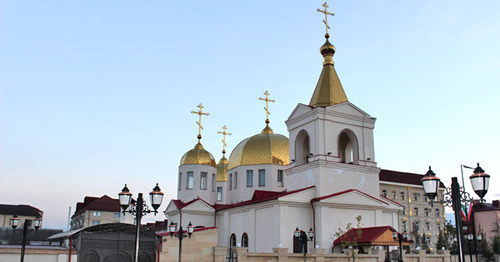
[472, 200, 500, 241]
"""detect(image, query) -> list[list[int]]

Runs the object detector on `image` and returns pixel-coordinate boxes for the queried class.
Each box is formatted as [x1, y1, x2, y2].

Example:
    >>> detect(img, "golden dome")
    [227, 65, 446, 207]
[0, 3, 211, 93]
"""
[227, 125, 289, 170]
[216, 156, 228, 181]
[180, 142, 216, 167]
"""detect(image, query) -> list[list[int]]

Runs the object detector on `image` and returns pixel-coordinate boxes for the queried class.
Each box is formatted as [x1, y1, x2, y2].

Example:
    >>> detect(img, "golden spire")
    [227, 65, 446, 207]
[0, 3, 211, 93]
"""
[309, 2, 348, 108]
[217, 125, 231, 158]
[317, 2, 335, 36]
[191, 103, 210, 143]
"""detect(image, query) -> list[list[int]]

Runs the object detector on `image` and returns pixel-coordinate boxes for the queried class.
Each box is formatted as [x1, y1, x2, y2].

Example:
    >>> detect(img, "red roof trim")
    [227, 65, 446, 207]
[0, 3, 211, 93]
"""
[172, 198, 214, 210]
[215, 186, 315, 211]
[310, 189, 389, 206]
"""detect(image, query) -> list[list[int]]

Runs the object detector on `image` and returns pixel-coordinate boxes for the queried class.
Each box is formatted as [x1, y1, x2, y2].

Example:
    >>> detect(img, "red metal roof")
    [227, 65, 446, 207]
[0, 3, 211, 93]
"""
[72, 195, 120, 217]
[214, 186, 315, 211]
[333, 226, 395, 245]
[379, 169, 446, 188]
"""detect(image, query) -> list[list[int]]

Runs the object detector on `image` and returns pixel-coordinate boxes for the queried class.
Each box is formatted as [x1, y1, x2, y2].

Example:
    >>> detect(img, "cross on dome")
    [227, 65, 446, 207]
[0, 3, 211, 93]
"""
[317, 2, 335, 37]
[217, 125, 232, 157]
[258, 90, 275, 125]
[191, 103, 210, 142]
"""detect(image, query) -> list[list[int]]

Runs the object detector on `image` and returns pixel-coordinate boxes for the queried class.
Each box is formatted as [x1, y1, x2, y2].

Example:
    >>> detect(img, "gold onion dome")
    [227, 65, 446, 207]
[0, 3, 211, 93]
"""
[180, 142, 216, 167]
[227, 125, 289, 170]
[216, 156, 228, 181]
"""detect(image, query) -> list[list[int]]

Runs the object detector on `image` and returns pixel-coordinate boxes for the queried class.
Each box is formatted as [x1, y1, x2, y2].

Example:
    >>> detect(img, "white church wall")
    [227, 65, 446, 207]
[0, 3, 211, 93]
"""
[178, 164, 217, 204]
[277, 204, 313, 252]
[226, 164, 288, 204]
[255, 206, 280, 252]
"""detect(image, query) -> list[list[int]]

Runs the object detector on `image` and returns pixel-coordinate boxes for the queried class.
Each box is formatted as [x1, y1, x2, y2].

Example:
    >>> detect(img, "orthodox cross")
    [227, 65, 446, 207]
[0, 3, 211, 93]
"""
[317, 2, 335, 35]
[217, 125, 232, 156]
[191, 103, 210, 142]
[259, 90, 275, 124]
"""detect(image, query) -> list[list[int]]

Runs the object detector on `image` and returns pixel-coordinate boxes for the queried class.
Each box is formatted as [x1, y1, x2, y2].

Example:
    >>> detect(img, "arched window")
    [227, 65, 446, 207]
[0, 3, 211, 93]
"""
[338, 129, 359, 164]
[230, 233, 237, 247]
[294, 130, 310, 165]
[241, 233, 248, 247]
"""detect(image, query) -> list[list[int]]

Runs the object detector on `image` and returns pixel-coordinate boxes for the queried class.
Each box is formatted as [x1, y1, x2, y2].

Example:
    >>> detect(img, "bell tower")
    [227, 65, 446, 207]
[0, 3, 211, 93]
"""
[285, 6, 380, 197]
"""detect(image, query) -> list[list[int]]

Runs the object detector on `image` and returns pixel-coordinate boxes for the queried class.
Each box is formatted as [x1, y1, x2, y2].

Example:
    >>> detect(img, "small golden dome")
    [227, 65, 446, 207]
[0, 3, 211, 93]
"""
[180, 142, 216, 167]
[227, 125, 289, 170]
[320, 34, 336, 57]
[216, 156, 228, 181]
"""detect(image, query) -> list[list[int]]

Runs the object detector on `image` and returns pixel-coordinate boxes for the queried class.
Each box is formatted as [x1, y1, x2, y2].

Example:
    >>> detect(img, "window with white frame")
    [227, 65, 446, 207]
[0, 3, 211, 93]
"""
[277, 170, 284, 187]
[178, 172, 182, 191]
[258, 169, 265, 187]
[212, 174, 215, 192]
[400, 192, 405, 200]
[93, 211, 101, 217]
[187, 171, 194, 189]
[382, 190, 387, 197]
[234, 172, 238, 189]
[247, 170, 253, 187]
[217, 187, 223, 201]
[200, 172, 207, 190]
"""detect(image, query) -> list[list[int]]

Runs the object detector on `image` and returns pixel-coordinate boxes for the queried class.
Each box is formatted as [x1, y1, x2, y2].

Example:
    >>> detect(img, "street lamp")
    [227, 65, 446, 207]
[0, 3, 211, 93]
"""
[294, 227, 314, 262]
[11, 215, 42, 262]
[392, 231, 408, 262]
[421, 164, 490, 262]
[119, 183, 164, 262]
[168, 221, 194, 262]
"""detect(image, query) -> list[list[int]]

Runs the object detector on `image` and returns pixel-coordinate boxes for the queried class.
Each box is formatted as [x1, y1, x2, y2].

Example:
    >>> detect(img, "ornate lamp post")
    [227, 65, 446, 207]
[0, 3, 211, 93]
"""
[119, 183, 164, 262]
[294, 227, 314, 262]
[168, 221, 194, 262]
[421, 164, 490, 262]
[11, 215, 42, 262]
[392, 231, 408, 262]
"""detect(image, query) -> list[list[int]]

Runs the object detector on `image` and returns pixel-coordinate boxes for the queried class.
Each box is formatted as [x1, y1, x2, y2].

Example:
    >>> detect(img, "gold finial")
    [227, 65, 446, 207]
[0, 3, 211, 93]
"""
[191, 103, 210, 142]
[258, 90, 275, 124]
[317, 2, 335, 36]
[217, 125, 232, 157]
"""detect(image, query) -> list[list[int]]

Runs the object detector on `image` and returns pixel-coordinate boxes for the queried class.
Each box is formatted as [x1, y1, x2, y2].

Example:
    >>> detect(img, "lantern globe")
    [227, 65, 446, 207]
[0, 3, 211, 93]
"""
[33, 215, 42, 229]
[308, 228, 315, 239]
[118, 184, 133, 211]
[149, 183, 164, 211]
[421, 166, 440, 200]
[470, 163, 490, 199]
[294, 227, 301, 238]
[187, 222, 194, 235]
[10, 215, 19, 229]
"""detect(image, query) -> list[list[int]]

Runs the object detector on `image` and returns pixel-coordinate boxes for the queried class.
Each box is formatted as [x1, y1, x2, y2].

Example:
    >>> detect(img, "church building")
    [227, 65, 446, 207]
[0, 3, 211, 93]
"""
[164, 4, 444, 254]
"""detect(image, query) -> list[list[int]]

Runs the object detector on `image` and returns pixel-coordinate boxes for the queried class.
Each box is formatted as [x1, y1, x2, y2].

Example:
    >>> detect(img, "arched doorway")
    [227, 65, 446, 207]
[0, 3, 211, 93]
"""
[293, 231, 307, 253]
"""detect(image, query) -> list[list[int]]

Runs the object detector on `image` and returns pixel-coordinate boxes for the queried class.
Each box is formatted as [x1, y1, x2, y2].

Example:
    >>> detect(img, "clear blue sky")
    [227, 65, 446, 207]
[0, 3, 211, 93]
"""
[1, 1, 499, 229]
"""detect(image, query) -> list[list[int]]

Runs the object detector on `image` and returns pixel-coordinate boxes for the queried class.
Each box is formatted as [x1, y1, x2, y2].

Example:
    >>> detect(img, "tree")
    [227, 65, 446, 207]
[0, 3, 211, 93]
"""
[436, 230, 446, 251]
[334, 215, 363, 262]
[444, 220, 458, 254]
[421, 233, 431, 253]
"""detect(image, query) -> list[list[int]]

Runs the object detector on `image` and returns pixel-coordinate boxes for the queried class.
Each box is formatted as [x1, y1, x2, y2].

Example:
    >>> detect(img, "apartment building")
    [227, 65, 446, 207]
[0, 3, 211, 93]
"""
[379, 169, 446, 249]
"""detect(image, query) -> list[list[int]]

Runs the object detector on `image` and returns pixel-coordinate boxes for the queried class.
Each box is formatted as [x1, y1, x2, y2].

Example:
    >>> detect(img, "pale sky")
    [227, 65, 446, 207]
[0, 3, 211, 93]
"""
[1, 1, 499, 229]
